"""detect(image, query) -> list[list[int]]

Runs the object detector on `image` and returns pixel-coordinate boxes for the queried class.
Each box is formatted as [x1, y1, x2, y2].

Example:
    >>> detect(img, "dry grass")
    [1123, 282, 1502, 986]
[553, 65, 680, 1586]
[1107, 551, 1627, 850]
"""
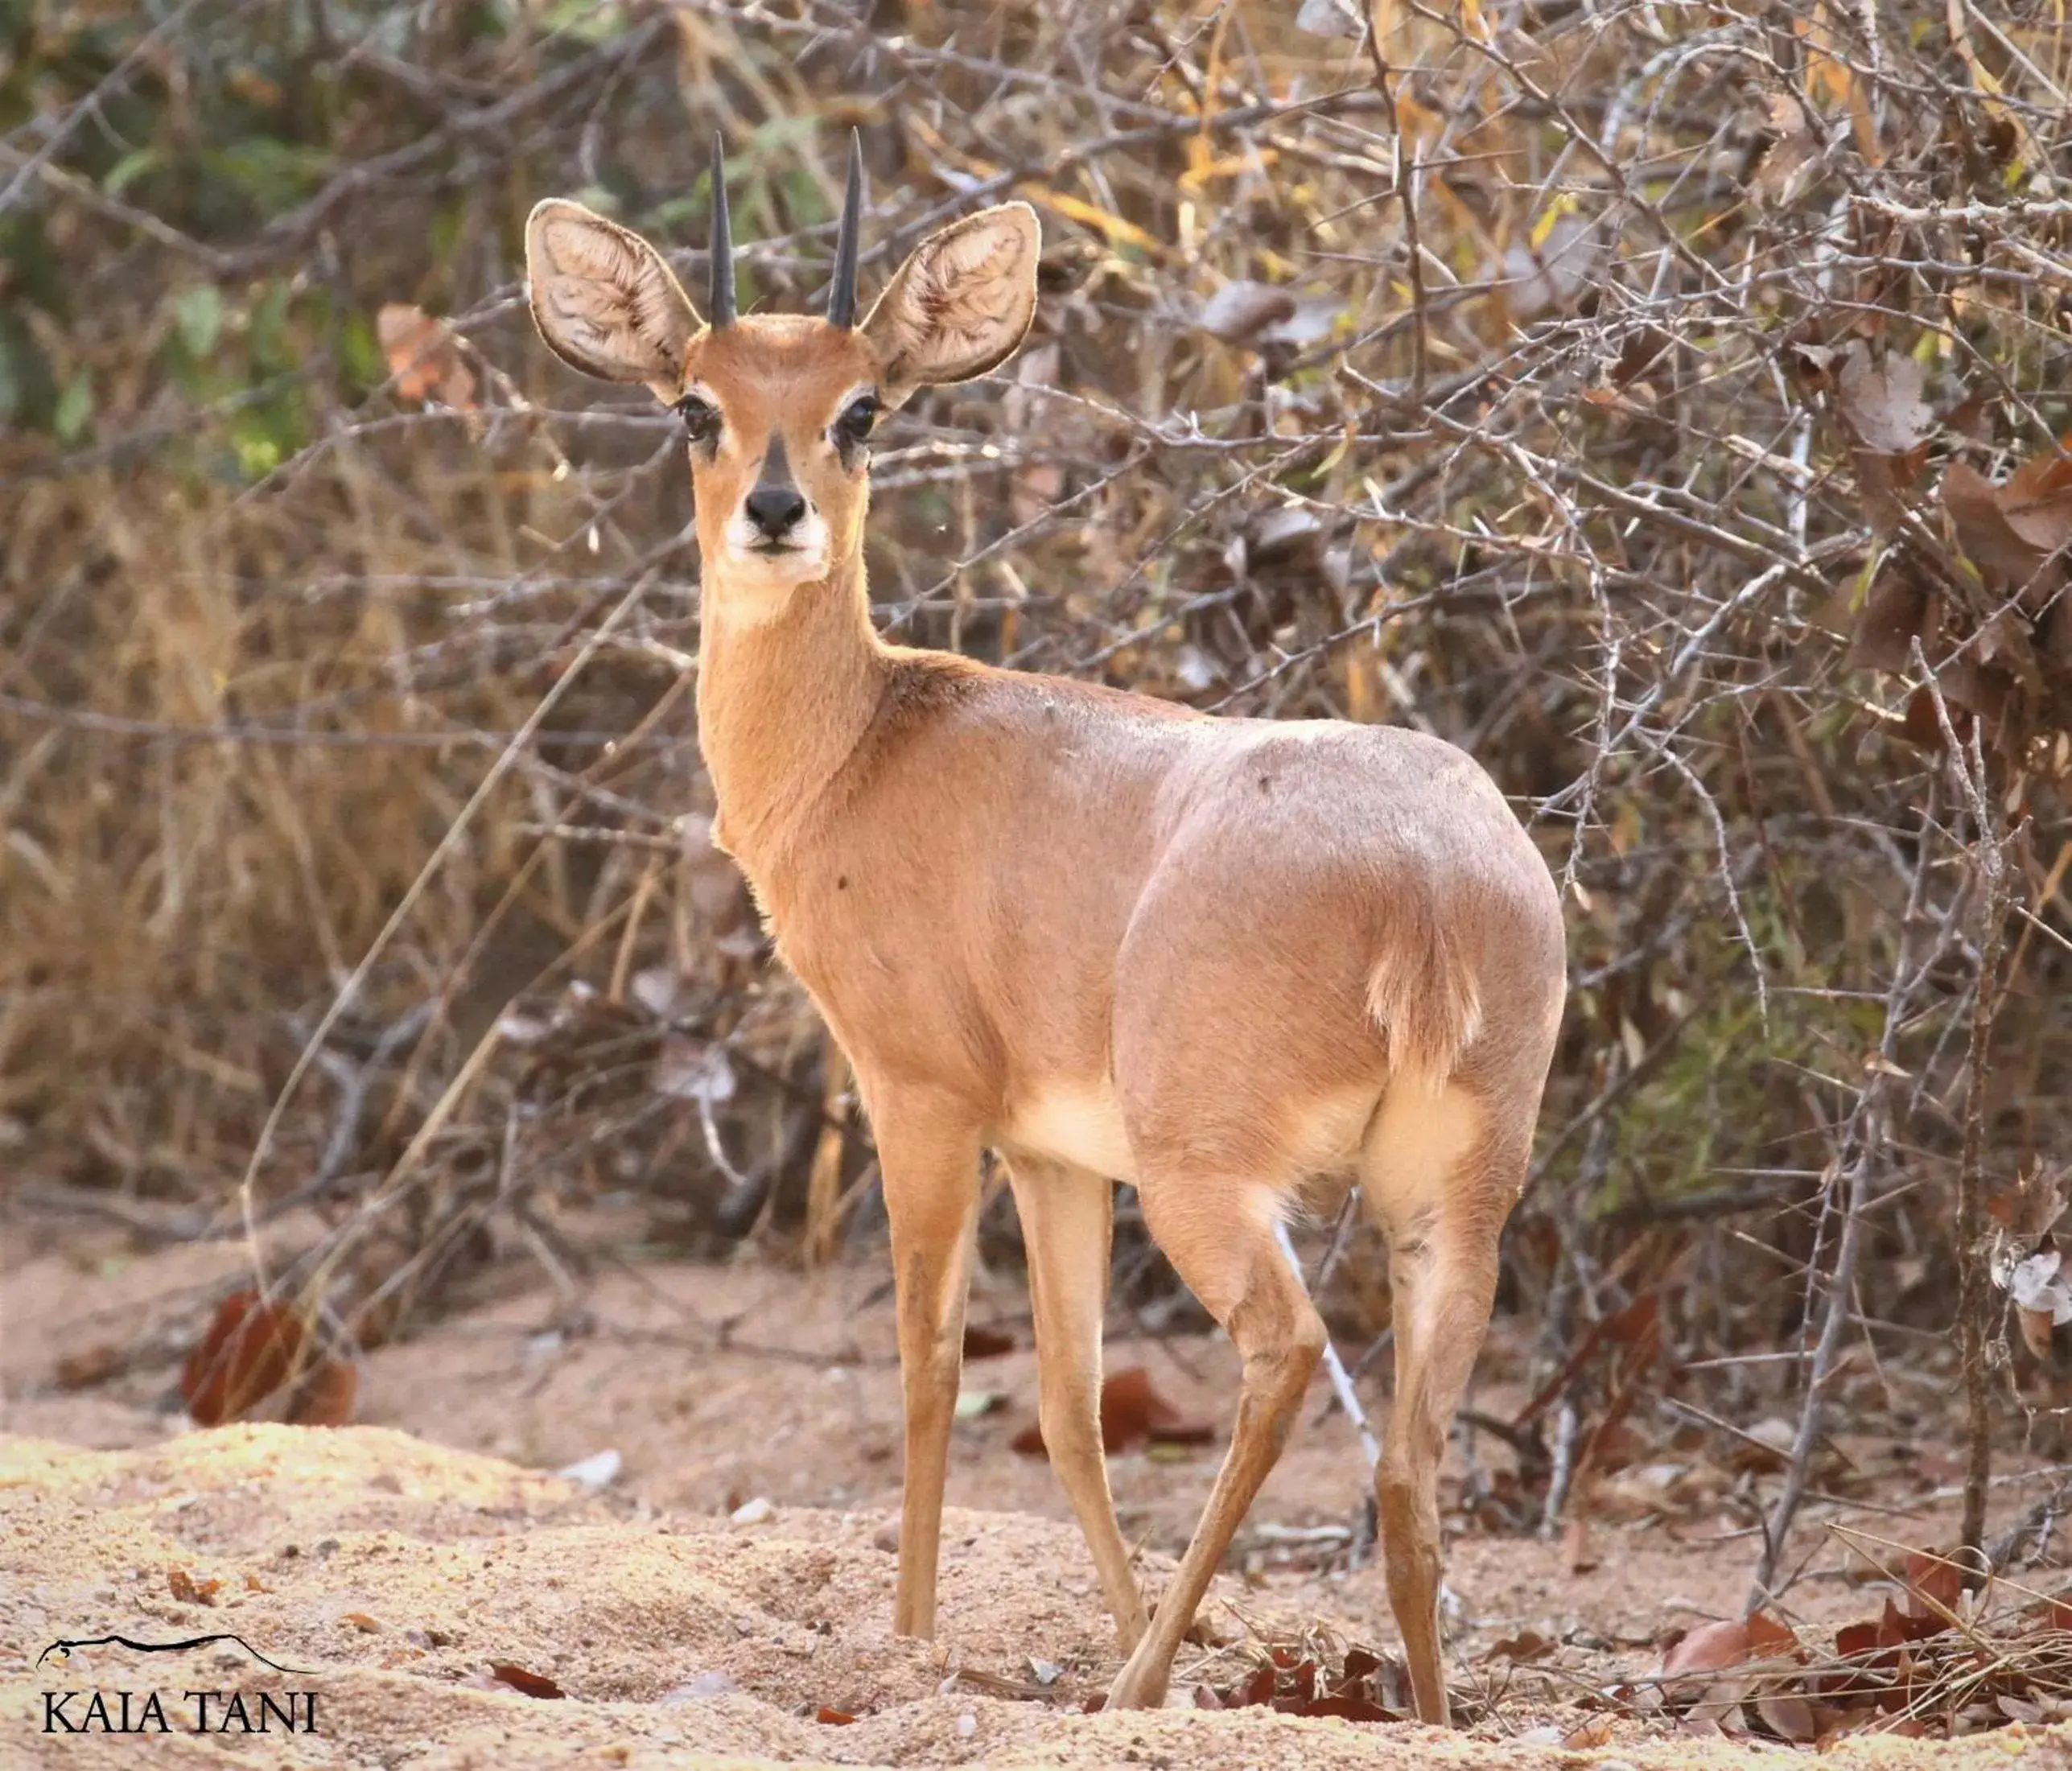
[3, 0, 2071, 1496]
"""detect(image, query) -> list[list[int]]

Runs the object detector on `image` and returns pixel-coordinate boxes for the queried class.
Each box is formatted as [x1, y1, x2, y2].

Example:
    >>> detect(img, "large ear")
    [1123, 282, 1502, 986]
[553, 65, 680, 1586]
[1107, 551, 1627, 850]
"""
[862, 202, 1039, 404]
[525, 200, 699, 400]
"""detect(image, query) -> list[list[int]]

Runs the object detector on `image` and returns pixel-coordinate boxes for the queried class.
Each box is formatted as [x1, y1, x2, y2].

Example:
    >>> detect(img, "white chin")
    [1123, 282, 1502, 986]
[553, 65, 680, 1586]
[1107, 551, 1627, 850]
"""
[723, 547, 827, 588]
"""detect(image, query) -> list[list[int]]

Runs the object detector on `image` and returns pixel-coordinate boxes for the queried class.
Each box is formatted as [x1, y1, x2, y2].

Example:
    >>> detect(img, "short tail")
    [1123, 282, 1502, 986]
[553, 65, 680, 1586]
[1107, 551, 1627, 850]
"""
[1366, 912, 1482, 1091]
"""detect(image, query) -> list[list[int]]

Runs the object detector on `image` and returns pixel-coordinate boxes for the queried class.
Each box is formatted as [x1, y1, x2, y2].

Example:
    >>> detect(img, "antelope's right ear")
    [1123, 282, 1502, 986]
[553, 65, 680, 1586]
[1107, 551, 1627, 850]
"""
[525, 200, 700, 401]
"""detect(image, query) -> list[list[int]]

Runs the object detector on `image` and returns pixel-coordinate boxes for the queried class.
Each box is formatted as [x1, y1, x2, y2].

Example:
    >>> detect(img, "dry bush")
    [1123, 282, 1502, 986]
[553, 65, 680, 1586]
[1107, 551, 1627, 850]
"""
[5, 0, 2072, 1543]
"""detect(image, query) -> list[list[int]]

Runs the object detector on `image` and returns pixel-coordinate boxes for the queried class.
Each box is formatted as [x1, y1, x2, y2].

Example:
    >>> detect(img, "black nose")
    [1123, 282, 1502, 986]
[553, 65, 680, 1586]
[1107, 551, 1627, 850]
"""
[744, 482, 806, 540]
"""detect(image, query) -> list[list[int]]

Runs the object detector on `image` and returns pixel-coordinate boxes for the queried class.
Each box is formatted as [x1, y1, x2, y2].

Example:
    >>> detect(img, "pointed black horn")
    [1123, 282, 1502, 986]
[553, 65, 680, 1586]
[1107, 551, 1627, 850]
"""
[709, 132, 735, 327]
[827, 129, 863, 329]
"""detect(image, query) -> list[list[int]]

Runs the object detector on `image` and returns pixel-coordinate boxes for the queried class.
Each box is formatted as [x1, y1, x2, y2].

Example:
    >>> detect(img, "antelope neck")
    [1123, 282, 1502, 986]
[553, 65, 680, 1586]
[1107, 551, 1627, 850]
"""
[694, 553, 889, 872]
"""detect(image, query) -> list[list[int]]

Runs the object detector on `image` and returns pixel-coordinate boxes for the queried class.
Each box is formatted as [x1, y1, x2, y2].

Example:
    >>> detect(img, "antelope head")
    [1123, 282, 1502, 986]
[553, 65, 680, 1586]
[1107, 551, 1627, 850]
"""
[524, 134, 1040, 623]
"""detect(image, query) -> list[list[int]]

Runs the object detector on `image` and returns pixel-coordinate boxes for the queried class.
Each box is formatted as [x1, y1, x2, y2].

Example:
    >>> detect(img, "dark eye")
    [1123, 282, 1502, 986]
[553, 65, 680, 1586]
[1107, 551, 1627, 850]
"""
[675, 394, 720, 444]
[835, 393, 879, 445]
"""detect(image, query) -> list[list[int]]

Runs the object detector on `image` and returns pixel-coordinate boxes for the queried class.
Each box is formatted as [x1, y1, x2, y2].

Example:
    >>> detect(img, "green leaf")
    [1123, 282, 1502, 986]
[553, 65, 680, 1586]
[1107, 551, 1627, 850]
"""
[542, 0, 624, 40]
[53, 369, 93, 443]
[338, 309, 383, 393]
[104, 147, 163, 199]
[174, 285, 224, 359]
[249, 280, 291, 371]
[232, 423, 282, 480]
[202, 139, 332, 210]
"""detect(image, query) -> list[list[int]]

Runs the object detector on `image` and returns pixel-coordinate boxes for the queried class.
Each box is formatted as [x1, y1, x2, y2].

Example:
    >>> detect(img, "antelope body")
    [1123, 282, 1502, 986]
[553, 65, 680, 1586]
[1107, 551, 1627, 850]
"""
[525, 138, 1566, 1720]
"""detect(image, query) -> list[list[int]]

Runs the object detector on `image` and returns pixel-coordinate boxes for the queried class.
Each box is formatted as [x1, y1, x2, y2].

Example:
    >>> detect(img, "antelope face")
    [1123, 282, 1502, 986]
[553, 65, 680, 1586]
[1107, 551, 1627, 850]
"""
[672, 317, 883, 603]
[524, 134, 1038, 621]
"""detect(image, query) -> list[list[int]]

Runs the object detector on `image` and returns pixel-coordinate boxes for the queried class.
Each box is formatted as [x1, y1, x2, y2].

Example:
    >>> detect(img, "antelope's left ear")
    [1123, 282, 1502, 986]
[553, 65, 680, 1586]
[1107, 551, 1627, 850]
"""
[525, 199, 700, 402]
[863, 202, 1039, 406]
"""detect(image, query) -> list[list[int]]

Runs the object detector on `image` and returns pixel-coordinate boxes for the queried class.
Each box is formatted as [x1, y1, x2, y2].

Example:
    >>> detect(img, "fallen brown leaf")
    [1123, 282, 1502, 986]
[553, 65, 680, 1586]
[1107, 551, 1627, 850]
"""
[1745, 1608, 1801, 1658]
[1103, 1366, 1210, 1451]
[1757, 1691, 1819, 1740]
[1488, 1629, 1555, 1663]
[1662, 1618, 1753, 1679]
[181, 1289, 306, 1427]
[284, 1357, 358, 1427]
[962, 1324, 1016, 1360]
[1234, 1662, 1278, 1707]
[1291, 1692, 1398, 1722]
[1903, 1547, 1965, 1620]
[1563, 1716, 1617, 1748]
[167, 1567, 220, 1605]
[1012, 1365, 1214, 1456]
[54, 1343, 129, 1390]
[489, 1661, 565, 1699]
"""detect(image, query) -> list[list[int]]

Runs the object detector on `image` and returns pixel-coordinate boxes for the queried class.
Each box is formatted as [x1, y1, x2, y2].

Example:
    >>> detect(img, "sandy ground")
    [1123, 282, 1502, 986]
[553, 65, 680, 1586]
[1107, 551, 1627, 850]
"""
[6, 1203, 2071, 1769]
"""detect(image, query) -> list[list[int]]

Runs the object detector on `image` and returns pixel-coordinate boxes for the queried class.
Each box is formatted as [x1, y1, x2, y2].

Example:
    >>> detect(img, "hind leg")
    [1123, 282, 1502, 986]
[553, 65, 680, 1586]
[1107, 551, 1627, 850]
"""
[1106, 1173, 1326, 1710]
[1362, 1081, 1519, 1724]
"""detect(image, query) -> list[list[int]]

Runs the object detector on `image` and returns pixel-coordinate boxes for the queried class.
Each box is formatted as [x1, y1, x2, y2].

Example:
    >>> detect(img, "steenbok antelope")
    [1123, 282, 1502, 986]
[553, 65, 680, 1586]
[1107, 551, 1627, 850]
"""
[525, 134, 1565, 1720]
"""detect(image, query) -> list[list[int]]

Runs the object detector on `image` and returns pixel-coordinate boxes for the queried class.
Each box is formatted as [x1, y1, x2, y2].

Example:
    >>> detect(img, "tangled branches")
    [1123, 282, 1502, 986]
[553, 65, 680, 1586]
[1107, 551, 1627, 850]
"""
[2, 0, 2070, 1582]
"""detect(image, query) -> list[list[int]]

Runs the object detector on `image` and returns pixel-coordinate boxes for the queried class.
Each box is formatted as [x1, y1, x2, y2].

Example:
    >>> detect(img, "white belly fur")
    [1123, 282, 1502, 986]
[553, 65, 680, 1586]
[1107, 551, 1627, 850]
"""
[999, 1082, 1138, 1182]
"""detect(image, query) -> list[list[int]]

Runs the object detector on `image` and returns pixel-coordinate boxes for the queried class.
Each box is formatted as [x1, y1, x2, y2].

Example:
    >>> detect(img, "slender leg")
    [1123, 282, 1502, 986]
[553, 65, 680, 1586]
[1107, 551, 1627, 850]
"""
[1003, 1155, 1148, 1652]
[1105, 1184, 1325, 1710]
[876, 1098, 982, 1641]
[1362, 1081, 1515, 1725]
[1374, 1221, 1497, 1724]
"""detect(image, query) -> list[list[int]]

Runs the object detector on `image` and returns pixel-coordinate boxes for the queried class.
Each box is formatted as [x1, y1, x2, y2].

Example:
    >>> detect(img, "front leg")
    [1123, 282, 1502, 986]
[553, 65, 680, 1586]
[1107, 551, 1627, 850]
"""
[874, 1090, 982, 1639]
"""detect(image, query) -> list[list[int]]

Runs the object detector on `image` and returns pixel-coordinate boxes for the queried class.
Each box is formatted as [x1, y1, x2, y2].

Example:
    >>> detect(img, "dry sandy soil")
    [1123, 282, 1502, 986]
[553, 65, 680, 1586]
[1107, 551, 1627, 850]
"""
[5, 1203, 2071, 1770]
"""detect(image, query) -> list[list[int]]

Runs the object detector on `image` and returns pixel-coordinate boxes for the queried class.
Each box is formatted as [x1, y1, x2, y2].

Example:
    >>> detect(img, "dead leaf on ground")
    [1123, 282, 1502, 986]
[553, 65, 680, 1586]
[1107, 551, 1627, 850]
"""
[180, 1290, 306, 1427]
[1757, 1691, 1819, 1740]
[1746, 1609, 1802, 1657]
[1662, 1618, 1750, 1681]
[377, 303, 477, 410]
[167, 1567, 221, 1605]
[54, 1343, 129, 1390]
[489, 1661, 565, 1699]
[1662, 1609, 1799, 1682]
[1488, 1629, 1555, 1662]
[815, 1706, 857, 1724]
[1902, 1547, 1967, 1619]
[1208, 1642, 1408, 1722]
[962, 1324, 1016, 1360]
[284, 1357, 358, 1427]
[1011, 1365, 1214, 1457]
[1106, 1366, 1214, 1450]
[1880, 1590, 1953, 1646]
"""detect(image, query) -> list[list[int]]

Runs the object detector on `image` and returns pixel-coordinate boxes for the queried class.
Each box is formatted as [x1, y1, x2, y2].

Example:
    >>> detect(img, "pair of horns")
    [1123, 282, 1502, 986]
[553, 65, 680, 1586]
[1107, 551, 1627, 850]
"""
[707, 129, 863, 330]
